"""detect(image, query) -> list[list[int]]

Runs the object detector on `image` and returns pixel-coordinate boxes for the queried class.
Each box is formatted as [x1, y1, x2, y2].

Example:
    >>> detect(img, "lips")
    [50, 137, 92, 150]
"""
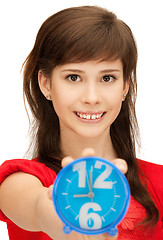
[75, 112, 105, 120]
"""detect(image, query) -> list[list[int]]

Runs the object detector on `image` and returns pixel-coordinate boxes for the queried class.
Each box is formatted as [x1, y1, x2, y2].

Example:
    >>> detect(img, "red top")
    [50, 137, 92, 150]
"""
[0, 158, 163, 240]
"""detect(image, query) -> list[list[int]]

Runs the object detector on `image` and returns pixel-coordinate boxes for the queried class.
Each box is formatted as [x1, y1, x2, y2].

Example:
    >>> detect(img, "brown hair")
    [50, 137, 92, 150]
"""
[23, 6, 159, 227]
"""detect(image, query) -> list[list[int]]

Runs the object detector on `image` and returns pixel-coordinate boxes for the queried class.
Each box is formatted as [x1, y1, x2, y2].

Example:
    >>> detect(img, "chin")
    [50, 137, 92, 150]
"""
[76, 128, 106, 139]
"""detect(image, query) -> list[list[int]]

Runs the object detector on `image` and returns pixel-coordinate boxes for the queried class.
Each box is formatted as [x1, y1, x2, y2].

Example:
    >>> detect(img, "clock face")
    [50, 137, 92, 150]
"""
[52, 157, 130, 235]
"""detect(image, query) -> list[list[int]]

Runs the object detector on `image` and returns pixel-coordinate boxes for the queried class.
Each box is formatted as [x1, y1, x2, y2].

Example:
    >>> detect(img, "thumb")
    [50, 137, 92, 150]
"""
[112, 158, 128, 175]
[47, 185, 53, 200]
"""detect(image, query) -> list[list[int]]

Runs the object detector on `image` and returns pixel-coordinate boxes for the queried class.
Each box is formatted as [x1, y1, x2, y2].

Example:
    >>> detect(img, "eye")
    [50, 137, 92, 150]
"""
[101, 75, 116, 82]
[66, 74, 81, 82]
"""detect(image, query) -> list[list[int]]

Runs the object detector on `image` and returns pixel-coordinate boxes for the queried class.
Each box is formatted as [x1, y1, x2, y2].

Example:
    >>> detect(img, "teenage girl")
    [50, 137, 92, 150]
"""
[0, 6, 162, 240]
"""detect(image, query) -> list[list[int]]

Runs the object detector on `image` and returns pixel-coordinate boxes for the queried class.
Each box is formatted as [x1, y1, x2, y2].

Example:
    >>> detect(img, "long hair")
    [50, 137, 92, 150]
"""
[22, 6, 159, 227]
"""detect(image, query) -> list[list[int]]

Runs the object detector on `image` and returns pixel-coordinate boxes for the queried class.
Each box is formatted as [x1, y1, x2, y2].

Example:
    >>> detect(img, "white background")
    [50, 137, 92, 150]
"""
[0, 0, 162, 239]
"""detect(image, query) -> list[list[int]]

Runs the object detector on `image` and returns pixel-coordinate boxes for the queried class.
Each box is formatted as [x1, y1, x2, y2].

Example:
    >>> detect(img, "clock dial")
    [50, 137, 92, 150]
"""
[53, 157, 130, 235]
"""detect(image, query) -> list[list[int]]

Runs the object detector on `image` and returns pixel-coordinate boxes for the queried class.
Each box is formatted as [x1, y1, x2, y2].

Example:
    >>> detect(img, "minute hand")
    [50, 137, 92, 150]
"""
[89, 166, 93, 193]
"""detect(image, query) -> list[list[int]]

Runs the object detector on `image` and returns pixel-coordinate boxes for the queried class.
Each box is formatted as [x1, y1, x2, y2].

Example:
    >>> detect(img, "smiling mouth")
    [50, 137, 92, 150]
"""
[75, 112, 106, 120]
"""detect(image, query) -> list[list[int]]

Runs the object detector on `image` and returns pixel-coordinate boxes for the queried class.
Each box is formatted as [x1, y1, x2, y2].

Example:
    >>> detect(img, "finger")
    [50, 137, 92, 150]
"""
[61, 156, 74, 168]
[47, 185, 53, 200]
[82, 148, 95, 157]
[103, 235, 118, 240]
[103, 236, 118, 240]
[96, 232, 118, 240]
[112, 158, 128, 174]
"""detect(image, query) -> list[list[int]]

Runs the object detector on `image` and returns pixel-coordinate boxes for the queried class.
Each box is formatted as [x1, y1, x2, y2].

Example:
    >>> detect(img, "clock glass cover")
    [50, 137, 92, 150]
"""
[52, 156, 130, 236]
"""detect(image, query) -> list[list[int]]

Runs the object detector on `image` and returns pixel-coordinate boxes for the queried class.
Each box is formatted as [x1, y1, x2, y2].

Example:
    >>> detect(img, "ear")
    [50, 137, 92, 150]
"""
[122, 78, 130, 101]
[124, 78, 130, 95]
[38, 70, 51, 99]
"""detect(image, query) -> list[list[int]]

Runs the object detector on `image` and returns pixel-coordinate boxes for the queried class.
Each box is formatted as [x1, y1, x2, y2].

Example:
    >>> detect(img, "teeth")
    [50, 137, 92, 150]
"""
[76, 113, 103, 120]
[92, 114, 96, 120]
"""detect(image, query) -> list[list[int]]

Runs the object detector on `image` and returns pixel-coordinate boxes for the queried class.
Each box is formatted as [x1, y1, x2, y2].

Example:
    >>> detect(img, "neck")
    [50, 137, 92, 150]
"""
[60, 130, 118, 161]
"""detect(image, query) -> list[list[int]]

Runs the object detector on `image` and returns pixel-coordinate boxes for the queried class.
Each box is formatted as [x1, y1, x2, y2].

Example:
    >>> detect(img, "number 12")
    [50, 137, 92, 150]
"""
[73, 160, 113, 189]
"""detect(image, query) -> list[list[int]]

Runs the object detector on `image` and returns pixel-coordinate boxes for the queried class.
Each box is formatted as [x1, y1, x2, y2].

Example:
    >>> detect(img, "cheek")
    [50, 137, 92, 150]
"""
[109, 101, 122, 119]
[107, 90, 123, 118]
[50, 86, 64, 117]
[51, 95, 67, 119]
[50, 85, 74, 117]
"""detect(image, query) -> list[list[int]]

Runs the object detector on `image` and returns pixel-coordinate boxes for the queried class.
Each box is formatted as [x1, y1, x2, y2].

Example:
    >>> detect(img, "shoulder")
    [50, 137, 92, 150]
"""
[138, 159, 163, 180]
[138, 159, 163, 212]
[0, 158, 57, 187]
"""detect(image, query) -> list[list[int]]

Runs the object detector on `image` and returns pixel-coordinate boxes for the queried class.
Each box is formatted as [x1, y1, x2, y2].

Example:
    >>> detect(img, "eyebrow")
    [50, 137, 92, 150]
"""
[61, 69, 121, 73]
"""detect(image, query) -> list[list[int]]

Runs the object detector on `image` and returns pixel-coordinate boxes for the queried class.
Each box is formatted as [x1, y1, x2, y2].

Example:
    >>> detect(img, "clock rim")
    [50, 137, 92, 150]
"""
[52, 156, 130, 235]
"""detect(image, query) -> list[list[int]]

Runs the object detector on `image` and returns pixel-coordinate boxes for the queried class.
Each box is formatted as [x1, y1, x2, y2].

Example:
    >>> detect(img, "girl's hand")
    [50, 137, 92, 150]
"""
[47, 148, 128, 240]
[48, 148, 128, 199]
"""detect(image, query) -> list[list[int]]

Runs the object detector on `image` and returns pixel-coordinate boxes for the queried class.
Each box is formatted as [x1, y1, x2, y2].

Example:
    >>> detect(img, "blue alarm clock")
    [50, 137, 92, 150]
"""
[52, 156, 130, 236]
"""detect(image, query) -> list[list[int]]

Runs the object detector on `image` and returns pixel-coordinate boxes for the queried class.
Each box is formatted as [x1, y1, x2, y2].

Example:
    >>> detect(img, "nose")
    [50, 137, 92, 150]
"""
[81, 83, 100, 105]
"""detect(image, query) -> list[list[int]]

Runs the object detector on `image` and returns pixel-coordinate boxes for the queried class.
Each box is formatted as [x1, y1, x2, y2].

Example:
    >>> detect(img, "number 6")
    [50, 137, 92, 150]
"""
[79, 202, 102, 229]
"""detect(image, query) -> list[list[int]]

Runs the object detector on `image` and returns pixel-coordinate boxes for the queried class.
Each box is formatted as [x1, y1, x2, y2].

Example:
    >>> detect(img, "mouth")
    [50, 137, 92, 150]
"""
[75, 112, 106, 120]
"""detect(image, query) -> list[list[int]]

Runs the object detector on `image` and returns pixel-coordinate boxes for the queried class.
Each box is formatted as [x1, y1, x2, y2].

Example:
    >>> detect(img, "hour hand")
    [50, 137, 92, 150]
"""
[73, 194, 89, 198]
[73, 192, 94, 198]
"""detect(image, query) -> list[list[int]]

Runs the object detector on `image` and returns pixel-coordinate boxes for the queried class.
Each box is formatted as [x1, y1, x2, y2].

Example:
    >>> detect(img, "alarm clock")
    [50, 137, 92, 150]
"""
[52, 156, 130, 236]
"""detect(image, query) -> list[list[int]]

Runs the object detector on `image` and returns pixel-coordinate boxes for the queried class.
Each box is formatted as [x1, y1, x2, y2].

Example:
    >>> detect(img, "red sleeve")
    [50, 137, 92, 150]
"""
[0, 159, 57, 222]
[138, 160, 163, 224]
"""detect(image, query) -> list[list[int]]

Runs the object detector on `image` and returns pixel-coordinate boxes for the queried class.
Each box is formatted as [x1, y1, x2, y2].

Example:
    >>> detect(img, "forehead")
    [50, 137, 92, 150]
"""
[54, 59, 123, 73]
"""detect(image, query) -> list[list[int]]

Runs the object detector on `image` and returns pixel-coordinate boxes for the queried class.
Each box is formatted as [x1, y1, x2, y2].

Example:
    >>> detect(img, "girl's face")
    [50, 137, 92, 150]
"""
[39, 59, 129, 139]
